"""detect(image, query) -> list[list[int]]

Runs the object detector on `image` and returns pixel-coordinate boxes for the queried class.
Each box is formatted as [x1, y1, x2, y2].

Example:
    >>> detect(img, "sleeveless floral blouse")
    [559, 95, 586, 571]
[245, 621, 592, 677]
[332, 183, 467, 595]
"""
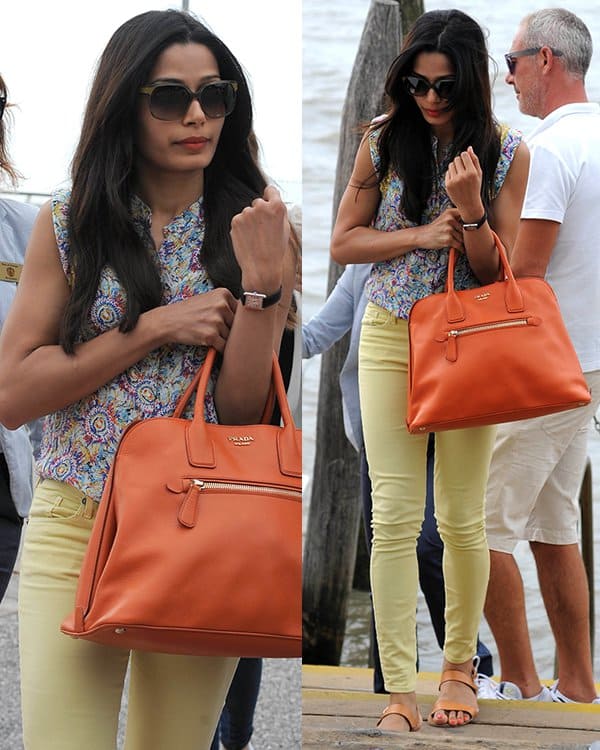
[37, 189, 218, 502]
[365, 123, 523, 319]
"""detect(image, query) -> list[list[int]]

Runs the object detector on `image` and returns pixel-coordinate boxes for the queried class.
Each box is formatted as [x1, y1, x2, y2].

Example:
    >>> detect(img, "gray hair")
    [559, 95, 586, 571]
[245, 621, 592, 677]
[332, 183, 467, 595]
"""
[521, 8, 592, 79]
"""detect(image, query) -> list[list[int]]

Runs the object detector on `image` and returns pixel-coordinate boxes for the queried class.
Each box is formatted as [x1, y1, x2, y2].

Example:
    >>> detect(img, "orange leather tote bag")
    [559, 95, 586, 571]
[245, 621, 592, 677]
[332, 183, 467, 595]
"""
[61, 348, 302, 657]
[406, 231, 591, 434]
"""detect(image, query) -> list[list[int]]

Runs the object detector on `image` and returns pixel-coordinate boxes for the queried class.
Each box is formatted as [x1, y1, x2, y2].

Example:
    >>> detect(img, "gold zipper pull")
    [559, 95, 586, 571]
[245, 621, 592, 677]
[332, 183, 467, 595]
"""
[178, 480, 203, 528]
[446, 331, 458, 362]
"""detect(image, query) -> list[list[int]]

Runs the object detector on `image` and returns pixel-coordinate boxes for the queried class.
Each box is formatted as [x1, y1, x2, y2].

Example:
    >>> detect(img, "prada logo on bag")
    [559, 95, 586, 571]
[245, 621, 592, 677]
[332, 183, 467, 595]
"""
[227, 435, 255, 446]
[474, 292, 491, 301]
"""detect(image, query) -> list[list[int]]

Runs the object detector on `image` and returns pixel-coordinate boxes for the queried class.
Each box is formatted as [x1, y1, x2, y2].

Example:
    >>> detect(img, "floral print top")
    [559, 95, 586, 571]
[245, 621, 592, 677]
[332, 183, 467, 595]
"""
[364, 123, 523, 318]
[37, 189, 218, 501]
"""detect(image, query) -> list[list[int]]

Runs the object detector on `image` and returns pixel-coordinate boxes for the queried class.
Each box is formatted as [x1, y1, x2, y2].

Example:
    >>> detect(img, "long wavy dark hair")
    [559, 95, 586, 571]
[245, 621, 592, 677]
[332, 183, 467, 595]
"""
[0, 75, 20, 186]
[372, 9, 500, 223]
[61, 10, 269, 353]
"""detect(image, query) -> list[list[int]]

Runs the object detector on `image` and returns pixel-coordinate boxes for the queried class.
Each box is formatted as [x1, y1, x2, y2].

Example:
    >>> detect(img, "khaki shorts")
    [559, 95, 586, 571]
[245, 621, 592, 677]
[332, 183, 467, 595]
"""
[485, 370, 600, 553]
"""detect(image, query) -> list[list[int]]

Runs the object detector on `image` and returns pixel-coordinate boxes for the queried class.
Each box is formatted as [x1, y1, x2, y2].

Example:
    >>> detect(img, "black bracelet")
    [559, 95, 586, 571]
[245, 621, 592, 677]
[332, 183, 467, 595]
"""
[461, 210, 487, 231]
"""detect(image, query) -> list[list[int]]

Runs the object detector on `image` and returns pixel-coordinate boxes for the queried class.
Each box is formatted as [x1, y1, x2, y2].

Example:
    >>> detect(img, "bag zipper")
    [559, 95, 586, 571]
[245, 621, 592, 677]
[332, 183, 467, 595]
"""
[444, 317, 538, 362]
[188, 478, 300, 497]
[177, 479, 301, 528]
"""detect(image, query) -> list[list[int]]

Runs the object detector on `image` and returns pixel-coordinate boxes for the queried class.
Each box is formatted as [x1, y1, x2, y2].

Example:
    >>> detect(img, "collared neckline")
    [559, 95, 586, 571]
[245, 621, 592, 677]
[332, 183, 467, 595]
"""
[130, 194, 204, 237]
[526, 101, 600, 141]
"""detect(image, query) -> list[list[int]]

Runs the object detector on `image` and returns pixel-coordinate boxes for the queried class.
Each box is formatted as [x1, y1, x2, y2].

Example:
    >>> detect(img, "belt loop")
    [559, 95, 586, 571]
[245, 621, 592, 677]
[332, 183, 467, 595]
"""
[82, 496, 96, 520]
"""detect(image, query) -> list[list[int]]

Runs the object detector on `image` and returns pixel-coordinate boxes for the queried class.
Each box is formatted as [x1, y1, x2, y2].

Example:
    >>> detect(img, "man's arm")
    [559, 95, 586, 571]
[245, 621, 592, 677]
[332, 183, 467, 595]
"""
[302, 266, 361, 358]
[510, 218, 561, 277]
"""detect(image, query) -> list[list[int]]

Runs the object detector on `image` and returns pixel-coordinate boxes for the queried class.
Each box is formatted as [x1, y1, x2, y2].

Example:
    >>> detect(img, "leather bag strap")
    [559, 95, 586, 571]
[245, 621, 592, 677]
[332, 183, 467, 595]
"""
[445, 231, 525, 323]
[172, 362, 207, 419]
[175, 348, 299, 474]
[173, 349, 280, 425]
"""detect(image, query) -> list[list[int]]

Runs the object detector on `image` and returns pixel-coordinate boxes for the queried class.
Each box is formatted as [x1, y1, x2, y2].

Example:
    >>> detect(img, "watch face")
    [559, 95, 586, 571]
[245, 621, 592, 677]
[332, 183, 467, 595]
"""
[244, 293, 265, 309]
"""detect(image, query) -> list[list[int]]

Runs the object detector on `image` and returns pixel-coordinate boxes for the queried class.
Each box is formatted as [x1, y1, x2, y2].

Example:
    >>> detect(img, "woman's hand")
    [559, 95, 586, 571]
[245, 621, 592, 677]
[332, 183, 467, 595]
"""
[418, 208, 465, 251]
[160, 288, 237, 352]
[445, 146, 485, 222]
[230, 184, 289, 295]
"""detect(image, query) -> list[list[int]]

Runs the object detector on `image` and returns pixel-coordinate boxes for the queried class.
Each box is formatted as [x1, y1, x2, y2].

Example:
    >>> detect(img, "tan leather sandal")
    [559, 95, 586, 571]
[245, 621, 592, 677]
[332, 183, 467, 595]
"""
[377, 703, 422, 732]
[428, 668, 479, 727]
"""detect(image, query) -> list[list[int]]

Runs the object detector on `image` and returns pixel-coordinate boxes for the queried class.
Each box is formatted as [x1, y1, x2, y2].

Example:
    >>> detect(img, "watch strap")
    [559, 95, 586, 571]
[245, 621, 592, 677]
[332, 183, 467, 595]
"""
[461, 210, 487, 231]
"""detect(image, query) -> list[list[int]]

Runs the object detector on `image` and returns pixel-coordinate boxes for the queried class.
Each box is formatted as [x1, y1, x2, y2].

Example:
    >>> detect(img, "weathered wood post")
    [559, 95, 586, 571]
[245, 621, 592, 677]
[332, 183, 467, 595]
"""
[303, 0, 423, 665]
[579, 458, 595, 658]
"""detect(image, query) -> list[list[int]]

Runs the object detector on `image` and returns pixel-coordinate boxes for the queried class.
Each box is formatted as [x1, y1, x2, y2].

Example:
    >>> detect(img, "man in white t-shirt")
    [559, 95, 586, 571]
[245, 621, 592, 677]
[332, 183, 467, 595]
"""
[477, 9, 600, 705]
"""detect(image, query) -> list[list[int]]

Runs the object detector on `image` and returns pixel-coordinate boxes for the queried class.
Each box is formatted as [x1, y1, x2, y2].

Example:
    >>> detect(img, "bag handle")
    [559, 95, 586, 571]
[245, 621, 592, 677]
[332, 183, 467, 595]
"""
[190, 348, 295, 426]
[175, 348, 300, 475]
[172, 349, 276, 424]
[445, 230, 525, 323]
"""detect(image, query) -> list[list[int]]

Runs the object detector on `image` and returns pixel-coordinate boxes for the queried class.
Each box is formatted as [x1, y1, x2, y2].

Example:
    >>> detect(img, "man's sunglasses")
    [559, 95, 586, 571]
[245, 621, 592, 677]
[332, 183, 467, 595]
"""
[403, 74, 456, 100]
[139, 80, 238, 121]
[504, 47, 563, 75]
[0, 94, 6, 120]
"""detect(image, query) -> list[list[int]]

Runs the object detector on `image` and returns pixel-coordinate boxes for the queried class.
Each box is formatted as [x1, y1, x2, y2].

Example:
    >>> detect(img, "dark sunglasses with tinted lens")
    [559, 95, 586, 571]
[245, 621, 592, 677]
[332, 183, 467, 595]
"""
[504, 47, 563, 75]
[139, 80, 238, 121]
[0, 94, 6, 120]
[403, 74, 456, 100]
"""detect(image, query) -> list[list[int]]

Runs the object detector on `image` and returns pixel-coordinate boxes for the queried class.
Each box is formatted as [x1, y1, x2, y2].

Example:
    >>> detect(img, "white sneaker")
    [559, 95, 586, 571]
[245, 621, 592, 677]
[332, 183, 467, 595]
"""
[550, 681, 600, 704]
[475, 673, 504, 699]
[475, 674, 552, 701]
[498, 681, 553, 702]
[473, 656, 503, 700]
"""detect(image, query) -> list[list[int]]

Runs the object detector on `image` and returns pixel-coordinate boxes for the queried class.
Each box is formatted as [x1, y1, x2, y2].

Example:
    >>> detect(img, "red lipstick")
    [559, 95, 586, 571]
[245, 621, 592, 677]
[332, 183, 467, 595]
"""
[176, 137, 209, 152]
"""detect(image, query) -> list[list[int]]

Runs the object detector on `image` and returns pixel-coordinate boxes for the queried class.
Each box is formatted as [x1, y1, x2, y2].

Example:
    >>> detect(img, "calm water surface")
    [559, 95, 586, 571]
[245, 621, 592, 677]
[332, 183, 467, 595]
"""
[302, 0, 600, 677]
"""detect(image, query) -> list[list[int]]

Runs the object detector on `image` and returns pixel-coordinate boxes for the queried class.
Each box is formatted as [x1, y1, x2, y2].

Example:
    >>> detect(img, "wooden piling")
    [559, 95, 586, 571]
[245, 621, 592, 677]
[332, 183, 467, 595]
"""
[303, 0, 423, 666]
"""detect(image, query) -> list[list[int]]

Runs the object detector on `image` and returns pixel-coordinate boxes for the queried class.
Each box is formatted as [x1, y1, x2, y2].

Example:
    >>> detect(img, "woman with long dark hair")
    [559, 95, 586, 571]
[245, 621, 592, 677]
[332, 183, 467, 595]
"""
[0, 10, 297, 749]
[331, 9, 529, 732]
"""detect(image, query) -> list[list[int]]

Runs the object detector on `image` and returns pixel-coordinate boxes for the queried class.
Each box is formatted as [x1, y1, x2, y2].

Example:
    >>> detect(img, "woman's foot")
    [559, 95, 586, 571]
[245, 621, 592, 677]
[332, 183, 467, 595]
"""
[377, 693, 422, 732]
[429, 659, 479, 727]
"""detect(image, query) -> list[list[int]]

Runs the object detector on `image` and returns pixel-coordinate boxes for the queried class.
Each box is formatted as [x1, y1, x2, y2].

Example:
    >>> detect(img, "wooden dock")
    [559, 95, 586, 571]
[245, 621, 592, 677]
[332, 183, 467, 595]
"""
[303, 665, 600, 748]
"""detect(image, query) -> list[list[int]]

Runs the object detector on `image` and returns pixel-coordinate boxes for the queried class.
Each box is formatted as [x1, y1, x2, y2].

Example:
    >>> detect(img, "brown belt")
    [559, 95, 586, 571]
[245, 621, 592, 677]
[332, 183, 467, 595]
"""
[0, 262, 22, 283]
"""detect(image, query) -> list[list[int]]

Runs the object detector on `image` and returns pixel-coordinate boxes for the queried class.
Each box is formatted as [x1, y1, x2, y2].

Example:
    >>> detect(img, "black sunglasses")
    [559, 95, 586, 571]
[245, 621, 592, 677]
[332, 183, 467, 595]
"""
[139, 80, 238, 121]
[403, 74, 456, 100]
[504, 47, 563, 75]
[0, 94, 6, 120]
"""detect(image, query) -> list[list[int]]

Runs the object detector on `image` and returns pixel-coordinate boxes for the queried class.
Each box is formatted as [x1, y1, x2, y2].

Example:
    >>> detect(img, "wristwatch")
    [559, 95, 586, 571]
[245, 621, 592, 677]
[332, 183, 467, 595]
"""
[241, 286, 282, 310]
[461, 210, 487, 232]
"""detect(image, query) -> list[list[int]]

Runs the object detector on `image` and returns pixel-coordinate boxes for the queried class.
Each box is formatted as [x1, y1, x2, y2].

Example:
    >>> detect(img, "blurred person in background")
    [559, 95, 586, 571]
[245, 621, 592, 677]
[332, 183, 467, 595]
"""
[482, 8, 600, 706]
[0, 72, 40, 603]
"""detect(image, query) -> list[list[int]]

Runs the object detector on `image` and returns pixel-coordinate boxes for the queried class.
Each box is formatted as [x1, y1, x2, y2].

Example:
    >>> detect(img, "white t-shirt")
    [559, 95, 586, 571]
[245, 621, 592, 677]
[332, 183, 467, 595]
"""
[522, 102, 600, 372]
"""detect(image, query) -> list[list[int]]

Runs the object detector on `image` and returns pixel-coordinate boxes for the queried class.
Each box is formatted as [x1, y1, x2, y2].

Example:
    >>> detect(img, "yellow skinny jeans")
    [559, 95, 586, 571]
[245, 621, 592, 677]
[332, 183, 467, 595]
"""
[359, 303, 495, 693]
[18, 479, 238, 750]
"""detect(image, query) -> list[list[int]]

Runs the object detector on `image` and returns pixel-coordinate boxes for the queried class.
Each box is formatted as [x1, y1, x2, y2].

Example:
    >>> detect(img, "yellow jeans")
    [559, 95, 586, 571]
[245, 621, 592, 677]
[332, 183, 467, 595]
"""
[359, 303, 495, 692]
[18, 479, 238, 750]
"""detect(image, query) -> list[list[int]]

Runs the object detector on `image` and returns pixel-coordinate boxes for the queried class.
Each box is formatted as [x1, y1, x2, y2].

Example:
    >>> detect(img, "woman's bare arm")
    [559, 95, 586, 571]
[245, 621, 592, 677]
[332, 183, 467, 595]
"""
[0, 202, 237, 428]
[331, 135, 466, 265]
[215, 186, 296, 425]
